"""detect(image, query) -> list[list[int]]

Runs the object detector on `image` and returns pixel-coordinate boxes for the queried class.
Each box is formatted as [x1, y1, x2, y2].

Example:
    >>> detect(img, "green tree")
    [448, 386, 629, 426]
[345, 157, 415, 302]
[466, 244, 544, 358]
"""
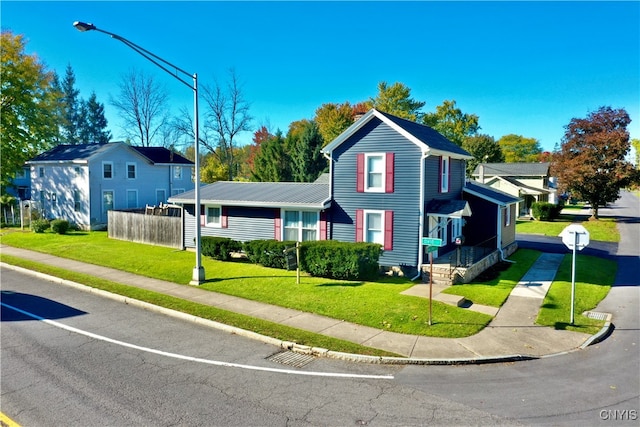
[314, 102, 354, 146]
[423, 100, 480, 146]
[251, 131, 291, 182]
[1, 31, 61, 188]
[286, 120, 327, 182]
[60, 64, 82, 144]
[369, 81, 425, 121]
[552, 106, 635, 219]
[498, 134, 542, 162]
[631, 138, 640, 168]
[462, 134, 505, 177]
[79, 92, 112, 144]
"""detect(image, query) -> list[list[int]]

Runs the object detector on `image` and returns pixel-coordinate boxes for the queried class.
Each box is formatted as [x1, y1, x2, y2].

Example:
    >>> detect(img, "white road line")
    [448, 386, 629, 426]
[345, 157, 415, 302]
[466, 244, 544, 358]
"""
[1, 302, 394, 380]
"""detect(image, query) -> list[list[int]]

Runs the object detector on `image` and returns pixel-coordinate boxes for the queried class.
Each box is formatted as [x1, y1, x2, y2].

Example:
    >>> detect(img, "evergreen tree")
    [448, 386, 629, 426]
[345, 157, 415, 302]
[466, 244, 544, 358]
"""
[286, 120, 327, 182]
[251, 131, 291, 182]
[61, 64, 82, 144]
[81, 92, 111, 143]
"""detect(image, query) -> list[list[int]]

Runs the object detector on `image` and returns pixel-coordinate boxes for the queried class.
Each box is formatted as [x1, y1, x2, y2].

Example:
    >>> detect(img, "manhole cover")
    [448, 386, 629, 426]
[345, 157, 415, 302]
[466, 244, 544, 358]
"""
[266, 351, 315, 368]
[584, 311, 609, 321]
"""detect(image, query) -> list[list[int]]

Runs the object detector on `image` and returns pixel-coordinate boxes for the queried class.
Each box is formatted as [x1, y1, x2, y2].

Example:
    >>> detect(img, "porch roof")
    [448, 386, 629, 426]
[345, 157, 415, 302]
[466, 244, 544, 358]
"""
[425, 199, 472, 218]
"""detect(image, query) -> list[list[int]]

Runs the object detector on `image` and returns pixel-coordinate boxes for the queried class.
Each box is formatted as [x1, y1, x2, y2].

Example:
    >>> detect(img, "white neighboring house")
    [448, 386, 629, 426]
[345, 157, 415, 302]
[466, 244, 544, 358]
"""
[27, 142, 194, 230]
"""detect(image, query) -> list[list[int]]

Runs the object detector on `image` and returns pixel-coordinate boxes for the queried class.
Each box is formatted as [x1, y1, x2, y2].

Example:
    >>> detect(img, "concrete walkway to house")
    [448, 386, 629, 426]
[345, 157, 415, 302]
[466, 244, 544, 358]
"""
[1, 245, 605, 363]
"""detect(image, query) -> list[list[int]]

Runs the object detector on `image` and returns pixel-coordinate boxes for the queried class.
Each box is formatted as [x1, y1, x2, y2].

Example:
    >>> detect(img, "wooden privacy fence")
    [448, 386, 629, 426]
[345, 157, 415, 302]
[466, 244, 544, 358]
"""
[108, 209, 182, 249]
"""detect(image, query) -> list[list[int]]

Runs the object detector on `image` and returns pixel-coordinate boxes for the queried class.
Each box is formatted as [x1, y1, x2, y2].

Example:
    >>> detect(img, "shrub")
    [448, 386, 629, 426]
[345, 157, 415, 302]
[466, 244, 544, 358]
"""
[50, 219, 70, 235]
[532, 202, 562, 221]
[201, 236, 242, 261]
[31, 219, 50, 233]
[300, 240, 382, 281]
[243, 240, 296, 269]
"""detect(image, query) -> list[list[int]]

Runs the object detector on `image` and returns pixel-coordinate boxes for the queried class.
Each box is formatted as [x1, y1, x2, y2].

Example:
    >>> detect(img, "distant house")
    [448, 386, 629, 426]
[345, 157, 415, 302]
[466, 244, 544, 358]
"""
[170, 109, 519, 281]
[471, 162, 556, 217]
[4, 165, 31, 200]
[27, 142, 194, 230]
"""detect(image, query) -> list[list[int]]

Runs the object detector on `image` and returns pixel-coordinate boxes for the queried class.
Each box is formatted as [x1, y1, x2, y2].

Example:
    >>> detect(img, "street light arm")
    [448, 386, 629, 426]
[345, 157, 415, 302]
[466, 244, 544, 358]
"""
[72, 21, 194, 90]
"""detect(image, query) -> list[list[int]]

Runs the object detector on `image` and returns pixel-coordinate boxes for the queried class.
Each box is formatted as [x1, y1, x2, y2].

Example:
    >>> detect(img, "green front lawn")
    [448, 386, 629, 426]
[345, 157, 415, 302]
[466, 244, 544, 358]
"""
[516, 213, 619, 242]
[442, 249, 541, 307]
[537, 255, 615, 334]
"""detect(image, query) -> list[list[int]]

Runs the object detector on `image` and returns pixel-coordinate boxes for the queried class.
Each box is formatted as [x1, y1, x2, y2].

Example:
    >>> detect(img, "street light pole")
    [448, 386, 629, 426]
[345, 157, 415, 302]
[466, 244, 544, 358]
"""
[73, 21, 205, 285]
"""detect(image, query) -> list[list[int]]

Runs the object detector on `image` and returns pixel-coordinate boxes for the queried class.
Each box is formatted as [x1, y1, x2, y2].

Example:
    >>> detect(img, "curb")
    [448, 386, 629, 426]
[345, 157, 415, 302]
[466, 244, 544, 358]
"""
[0, 262, 607, 366]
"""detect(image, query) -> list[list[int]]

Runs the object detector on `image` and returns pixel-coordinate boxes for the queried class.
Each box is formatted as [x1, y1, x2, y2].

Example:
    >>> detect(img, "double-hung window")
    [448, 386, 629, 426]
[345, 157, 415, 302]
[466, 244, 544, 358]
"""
[127, 162, 137, 179]
[103, 162, 113, 179]
[356, 152, 394, 193]
[364, 210, 384, 245]
[283, 210, 318, 241]
[74, 189, 82, 212]
[440, 156, 450, 193]
[173, 166, 182, 180]
[355, 209, 393, 250]
[206, 206, 221, 227]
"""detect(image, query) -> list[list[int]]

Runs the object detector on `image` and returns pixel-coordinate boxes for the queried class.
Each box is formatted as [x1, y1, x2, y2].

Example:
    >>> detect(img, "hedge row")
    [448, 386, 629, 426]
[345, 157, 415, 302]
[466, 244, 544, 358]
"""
[531, 202, 563, 221]
[201, 237, 382, 280]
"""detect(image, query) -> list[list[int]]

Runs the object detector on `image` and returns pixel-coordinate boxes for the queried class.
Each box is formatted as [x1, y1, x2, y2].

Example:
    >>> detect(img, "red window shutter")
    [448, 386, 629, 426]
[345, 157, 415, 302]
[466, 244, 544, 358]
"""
[274, 209, 281, 241]
[221, 207, 228, 228]
[384, 210, 393, 251]
[356, 153, 365, 192]
[319, 211, 327, 240]
[385, 152, 394, 193]
[355, 209, 364, 242]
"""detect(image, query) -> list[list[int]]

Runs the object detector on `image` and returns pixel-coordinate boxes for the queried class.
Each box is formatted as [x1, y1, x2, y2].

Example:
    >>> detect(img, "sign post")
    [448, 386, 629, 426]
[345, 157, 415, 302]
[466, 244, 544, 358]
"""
[284, 242, 301, 284]
[559, 224, 590, 325]
[422, 238, 443, 326]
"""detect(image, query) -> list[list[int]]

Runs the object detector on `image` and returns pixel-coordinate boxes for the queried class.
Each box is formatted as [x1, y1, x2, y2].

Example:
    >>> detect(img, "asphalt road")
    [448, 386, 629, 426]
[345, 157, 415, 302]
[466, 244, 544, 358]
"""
[2, 192, 638, 426]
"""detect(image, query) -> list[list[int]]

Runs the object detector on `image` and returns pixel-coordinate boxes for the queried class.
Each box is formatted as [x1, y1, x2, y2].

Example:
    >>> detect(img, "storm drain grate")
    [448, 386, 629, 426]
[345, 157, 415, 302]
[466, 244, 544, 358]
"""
[584, 311, 609, 321]
[266, 351, 315, 368]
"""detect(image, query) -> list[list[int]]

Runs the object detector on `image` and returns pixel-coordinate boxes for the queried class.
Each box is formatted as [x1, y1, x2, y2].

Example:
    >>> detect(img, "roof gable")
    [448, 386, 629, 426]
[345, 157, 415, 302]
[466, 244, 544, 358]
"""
[464, 181, 521, 206]
[131, 146, 194, 165]
[322, 109, 472, 159]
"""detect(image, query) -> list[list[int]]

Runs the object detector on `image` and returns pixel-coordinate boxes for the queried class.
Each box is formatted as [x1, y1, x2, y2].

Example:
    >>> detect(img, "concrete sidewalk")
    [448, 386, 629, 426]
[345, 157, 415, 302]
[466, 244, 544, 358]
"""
[0, 245, 605, 363]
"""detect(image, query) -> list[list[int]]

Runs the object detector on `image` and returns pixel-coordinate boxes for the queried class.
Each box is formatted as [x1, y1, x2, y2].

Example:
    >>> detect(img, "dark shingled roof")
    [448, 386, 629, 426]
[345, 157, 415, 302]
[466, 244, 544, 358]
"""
[472, 162, 550, 177]
[29, 144, 112, 162]
[377, 110, 471, 157]
[28, 143, 193, 165]
[170, 181, 331, 209]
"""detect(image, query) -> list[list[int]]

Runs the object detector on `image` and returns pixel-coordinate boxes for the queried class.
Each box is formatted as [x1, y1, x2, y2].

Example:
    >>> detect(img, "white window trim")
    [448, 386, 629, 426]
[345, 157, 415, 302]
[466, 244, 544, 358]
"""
[205, 205, 222, 228]
[126, 162, 137, 180]
[126, 189, 138, 209]
[505, 205, 512, 227]
[363, 209, 385, 245]
[440, 156, 450, 193]
[364, 153, 386, 193]
[451, 218, 462, 243]
[428, 215, 449, 244]
[102, 161, 114, 179]
[74, 189, 82, 212]
[102, 190, 114, 215]
[156, 189, 167, 205]
[282, 209, 320, 242]
[173, 166, 183, 180]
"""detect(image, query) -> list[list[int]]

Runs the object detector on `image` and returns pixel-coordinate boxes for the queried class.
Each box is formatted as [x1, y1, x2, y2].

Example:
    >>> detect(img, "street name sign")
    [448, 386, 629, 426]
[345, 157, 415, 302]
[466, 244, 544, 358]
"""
[422, 237, 443, 247]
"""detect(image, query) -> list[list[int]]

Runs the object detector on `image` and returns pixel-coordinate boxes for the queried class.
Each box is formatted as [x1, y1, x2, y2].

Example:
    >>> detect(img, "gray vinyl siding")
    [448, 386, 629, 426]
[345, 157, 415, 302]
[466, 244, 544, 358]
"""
[330, 118, 422, 267]
[183, 205, 277, 247]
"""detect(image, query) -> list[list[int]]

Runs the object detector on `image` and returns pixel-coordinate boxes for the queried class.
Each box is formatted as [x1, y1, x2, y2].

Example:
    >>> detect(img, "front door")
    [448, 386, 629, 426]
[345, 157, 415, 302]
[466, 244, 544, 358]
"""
[102, 190, 114, 222]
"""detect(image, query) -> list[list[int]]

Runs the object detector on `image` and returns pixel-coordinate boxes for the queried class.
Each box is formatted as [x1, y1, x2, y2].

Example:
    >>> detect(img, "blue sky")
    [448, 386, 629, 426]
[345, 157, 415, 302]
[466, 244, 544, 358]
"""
[3, 1, 639, 153]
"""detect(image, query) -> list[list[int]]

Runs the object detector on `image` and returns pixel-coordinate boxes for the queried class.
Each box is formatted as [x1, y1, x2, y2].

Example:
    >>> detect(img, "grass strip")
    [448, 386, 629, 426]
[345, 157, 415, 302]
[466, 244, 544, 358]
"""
[1, 254, 400, 357]
[536, 254, 615, 335]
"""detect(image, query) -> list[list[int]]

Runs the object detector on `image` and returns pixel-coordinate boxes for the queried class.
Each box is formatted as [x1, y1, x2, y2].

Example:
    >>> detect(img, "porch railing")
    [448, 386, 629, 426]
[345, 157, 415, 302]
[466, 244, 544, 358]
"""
[449, 237, 496, 268]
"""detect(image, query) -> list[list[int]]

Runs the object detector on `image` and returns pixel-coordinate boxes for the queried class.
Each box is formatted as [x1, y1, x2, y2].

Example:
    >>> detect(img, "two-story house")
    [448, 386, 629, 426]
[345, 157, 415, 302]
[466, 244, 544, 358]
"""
[170, 109, 519, 280]
[28, 142, 194, 230]
[471, 162, 556, 217]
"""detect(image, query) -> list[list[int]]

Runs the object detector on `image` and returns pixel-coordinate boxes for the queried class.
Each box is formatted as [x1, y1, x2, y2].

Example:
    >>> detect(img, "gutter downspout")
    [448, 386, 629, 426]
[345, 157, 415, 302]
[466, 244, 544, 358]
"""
[322, 151, 333, 238]
[412, 150, 431, 281]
